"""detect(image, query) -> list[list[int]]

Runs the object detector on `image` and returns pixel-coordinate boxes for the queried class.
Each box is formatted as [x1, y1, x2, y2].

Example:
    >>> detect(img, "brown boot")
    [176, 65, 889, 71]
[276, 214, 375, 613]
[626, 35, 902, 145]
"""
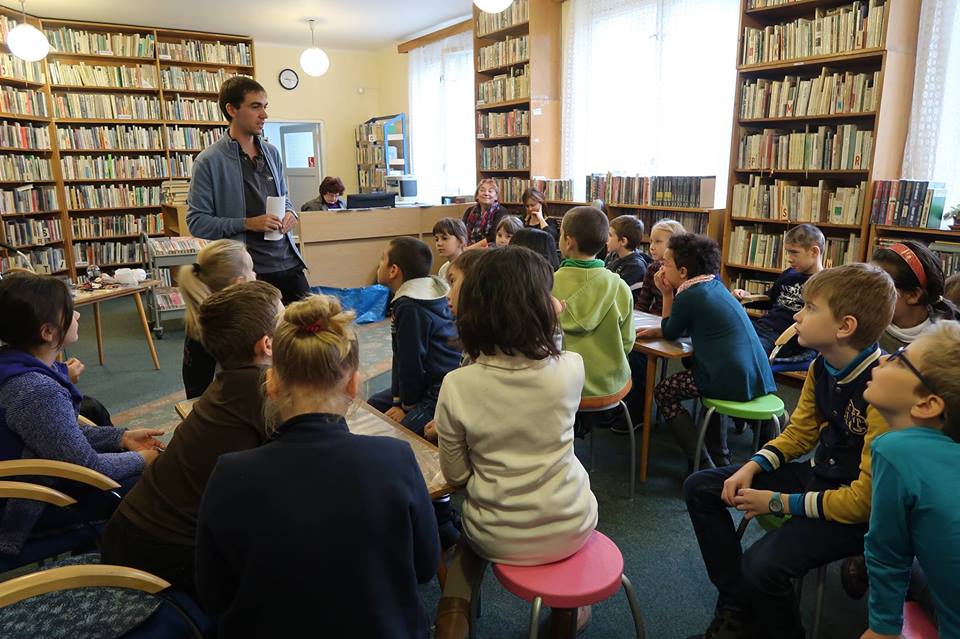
[546, 605, 592, 638]
[435, 597, 471, 639]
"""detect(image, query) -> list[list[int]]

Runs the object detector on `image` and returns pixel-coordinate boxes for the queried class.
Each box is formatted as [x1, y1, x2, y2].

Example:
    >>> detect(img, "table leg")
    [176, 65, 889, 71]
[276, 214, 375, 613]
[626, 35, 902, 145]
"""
[641, 353, 658, 482]
[133, 292, 160, 370]
[93, 303, 104, 365]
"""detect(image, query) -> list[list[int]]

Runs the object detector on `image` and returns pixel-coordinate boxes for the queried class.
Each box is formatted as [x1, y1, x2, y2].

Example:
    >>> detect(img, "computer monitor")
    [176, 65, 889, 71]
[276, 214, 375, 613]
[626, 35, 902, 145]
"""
[346, 191, 396, 209]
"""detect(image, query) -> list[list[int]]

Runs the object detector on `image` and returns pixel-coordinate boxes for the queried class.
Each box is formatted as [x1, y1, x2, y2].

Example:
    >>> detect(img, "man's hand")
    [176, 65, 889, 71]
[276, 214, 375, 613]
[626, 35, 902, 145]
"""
[280, 211, 298, 234]
[733, 488, 774, 520]
[121, 428, 165, 452]
[65, 357, 85, 384]
[722, 461, 761, 506]
[245, 214, 283, 233]
[636, 327, 663, 339]
[385, 407, 407, 423]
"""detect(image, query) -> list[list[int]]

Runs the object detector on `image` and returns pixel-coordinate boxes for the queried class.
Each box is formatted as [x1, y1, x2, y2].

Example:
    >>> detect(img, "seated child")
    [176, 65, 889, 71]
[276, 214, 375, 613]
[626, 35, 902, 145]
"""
[637, 233, 775, 468]
[0, 273, 162, 556]
[860, 320, 960, 639]
[370, 236, 460, 436]
[196, 294, 439, 638]
[434, 246, 598, 638]
[510, 227, 560, 270]
[495, 215, 523, 246]
[682, 263, 896, 639]
[179, 239, 256, 399]
[871, 239, 959, 353]
[433, 217, 467, 282]
[101, 280, 281, 591]
[636, 218, 686, 314]
[605, 214, 649, 306]
[521, 187, 560, 242]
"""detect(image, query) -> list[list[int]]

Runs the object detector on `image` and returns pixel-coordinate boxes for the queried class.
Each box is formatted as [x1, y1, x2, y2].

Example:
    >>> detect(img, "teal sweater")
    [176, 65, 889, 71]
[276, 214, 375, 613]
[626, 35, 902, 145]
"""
[865, 427, 960, 637]
[661, 279, 775, 401]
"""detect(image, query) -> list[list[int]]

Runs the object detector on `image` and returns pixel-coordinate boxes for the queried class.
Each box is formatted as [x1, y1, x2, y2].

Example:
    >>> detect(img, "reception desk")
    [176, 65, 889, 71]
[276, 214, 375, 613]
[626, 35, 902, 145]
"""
[298, 204, 469, 288]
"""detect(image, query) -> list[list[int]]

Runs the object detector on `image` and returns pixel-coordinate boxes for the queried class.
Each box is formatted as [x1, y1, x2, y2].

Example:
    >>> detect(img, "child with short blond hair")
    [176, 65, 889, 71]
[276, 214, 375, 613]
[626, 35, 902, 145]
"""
[636, 218, 686, 314]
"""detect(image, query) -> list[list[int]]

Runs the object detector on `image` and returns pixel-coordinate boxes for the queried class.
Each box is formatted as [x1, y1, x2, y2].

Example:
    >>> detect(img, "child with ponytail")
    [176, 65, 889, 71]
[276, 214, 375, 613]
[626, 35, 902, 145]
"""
[178, 239, 255, 398]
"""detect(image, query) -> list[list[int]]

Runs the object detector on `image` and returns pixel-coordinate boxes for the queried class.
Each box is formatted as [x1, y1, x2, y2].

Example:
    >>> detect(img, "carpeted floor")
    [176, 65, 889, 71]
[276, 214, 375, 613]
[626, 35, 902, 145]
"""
[70, 298, 868, 639]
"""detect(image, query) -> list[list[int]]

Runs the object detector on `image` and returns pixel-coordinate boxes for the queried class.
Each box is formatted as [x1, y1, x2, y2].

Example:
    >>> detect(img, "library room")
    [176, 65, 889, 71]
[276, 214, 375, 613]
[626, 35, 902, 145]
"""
[0, 0, 957, 637]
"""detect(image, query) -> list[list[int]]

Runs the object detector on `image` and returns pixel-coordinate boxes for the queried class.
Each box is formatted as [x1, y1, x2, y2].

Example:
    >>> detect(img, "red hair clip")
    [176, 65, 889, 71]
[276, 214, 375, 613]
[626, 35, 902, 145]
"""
[303, 319, 325, 334]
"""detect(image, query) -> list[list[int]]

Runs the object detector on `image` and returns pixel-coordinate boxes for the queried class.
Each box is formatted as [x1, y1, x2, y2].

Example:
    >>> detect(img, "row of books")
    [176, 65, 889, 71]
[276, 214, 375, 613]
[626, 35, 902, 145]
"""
[65, 184, 162, 209]
[52, 93, 162, 120]
[0, 15, 20, 43]
[154, 286, 185, 311]
[476, 64, 530, 105]
[747, 0, 815, 7]
[730, 276, 772, 296]
[730, 225, 861, 269]
[71, 213, 163, 239]
[147, 236, 209, 256]
[0, 246, 65, 274]
[161, 68, 241, 93]
[0, 186, 58, 214]
[637, 210, 710, 236]
[477, 109, 529, 138]
[170, 153, 196, 179]
[585, 174, 717, 208]
[0, 86, 48, 117]
[73, 240, 143, 266]
[47, 62, 159, 90]
[355, 119, 403, 144]
[739, 69, 879, 120]
[156, 40, 252, 66]
[0, 53, 44, 83]
[868, 180, 949, 229]
[737, 124, 873, 171]
[878, 238, 960, 278]
[161, 181, 190, 206]
[741, 1, 887, 66]
[478, 35, 528, 72]
[493, 177, 574, 203]
[479, 143, 530, 171]
[163, 98, 221, 122]
[0, 155, 52, 182]
[156, 268, 175, 287]
[166, 126, 224, 150]
[60, 154, 169, 180]
[56, 125, 164, 151]
[43, 28, 156, 58]
[0, 121, 50, 149]
[357, 144, 386, 165]
[358, 166, 387, 191]
[732, 176, 867, 225]
[3, 217, 62, 247]
[476, 0, 530, 37]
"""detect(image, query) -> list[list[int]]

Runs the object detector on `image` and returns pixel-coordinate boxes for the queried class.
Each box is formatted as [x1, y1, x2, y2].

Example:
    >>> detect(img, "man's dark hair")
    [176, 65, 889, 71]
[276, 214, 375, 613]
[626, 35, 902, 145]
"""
[319, 175, 345, 195]
[457, 246, 560, 361]
[218, 76, 267, 122]
[0, 271, 74, 349]
[610, 215, 645, 250]
[388, 236, 432, 281]
[668, 233, 721, 278]
[511, 227, 559, 270]
[561, 206, 608, 257]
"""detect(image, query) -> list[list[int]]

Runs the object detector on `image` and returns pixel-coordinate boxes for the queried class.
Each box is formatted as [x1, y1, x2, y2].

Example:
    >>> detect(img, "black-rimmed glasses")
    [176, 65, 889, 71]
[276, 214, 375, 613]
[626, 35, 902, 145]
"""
[888, 346, 938, 396]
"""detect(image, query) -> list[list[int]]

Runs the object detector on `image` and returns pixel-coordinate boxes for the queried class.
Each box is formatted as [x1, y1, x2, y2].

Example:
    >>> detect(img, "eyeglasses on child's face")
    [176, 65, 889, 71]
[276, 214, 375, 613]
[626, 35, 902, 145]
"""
[888, 346, 938, 396]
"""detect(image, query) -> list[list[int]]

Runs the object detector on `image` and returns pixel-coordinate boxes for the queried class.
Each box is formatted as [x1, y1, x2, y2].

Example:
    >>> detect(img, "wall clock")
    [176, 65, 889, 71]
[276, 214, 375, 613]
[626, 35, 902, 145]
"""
[279, 68, 299, 90]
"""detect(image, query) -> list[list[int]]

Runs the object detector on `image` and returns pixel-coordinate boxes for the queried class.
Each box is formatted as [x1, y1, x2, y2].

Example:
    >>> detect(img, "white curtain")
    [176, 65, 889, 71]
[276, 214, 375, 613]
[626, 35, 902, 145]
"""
[561, 0, 739, 205]
[408, 30, 476, 204]
[901, 0, 960, 209]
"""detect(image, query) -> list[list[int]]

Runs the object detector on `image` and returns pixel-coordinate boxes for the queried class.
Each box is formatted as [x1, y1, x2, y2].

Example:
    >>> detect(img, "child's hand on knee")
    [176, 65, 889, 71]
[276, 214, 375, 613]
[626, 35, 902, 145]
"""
[423, 420, 438, 443]
[722, 461, 761, 506]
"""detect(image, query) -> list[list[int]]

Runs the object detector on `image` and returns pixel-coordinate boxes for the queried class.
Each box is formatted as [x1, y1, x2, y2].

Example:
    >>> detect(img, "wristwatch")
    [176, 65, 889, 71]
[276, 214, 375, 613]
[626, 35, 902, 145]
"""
[768, 492, 785, 517]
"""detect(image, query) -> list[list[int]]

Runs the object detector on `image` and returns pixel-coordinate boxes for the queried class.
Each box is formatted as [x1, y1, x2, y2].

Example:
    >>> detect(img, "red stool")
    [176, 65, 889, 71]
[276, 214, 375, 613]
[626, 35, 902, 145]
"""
[903, 601, 939, 639]
[492, 531, 645, 639]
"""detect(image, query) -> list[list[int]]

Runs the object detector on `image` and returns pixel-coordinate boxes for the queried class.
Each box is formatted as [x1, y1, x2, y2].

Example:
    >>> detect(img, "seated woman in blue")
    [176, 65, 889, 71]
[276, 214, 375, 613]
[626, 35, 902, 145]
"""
[636, 233, 775, 470]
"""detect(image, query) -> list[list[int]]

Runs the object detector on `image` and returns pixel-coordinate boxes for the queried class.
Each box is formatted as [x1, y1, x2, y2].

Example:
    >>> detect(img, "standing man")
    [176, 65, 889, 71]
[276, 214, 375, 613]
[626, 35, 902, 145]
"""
[187, 76, 308, 306]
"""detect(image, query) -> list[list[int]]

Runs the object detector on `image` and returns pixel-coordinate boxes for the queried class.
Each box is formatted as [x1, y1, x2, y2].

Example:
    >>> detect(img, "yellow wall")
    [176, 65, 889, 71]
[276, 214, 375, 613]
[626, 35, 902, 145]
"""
[375, 44, 409, 119]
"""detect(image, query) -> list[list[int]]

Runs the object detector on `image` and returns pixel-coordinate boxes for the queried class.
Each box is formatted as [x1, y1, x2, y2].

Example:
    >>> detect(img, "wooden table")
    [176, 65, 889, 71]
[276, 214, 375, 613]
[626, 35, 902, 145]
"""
[174, 399, 452, 499]
[633, 310, 694, 482]
[72, 280, 161, 370]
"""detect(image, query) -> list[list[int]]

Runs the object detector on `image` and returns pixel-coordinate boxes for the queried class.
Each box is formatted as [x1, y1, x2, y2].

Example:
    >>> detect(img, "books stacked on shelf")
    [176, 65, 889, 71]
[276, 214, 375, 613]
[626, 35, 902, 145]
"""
[823, 233, 861, 267]
[61, 154, 169, 180]
[477, 109, 529, 138]
[741, 0, 887, 66]
[1, 245, 65, 273]
[585, 174, 716, 208]
[0, 185, 58, 214]
[0, 53, 45, 83]
[0, 155, 52, 181]
[66, 184, 161, 209]
[52, 93, 162, 120]
[359, 167, 386, 191]
[0, 86, 48, 117]
[0, 15, 21, 42]
[163, 97, 221, 121]
[56, 125, 164, 150]
[729, 225, 785, 270]
[72, 212, 163, 238]
[355, 118, 404, 144]
[157, 40, 252, 66]
[737, 125, 872, 171]
[740, 69, 880, 119]
[638, 210, 710, 235]
[161, 180, 190, 205]
[476, 64, 530, 105]
[730, 275, 771, 296]
[478, 35, 528, 71]
[868, 179, 950, 229]
[480, 143, 529, 171]
[43, 27, 155, 57]
[877, 237, 960, 278]
[3, 217, 62, 246]
[166, 126, 224, 150]
[731, 176, 866, 224]
[169, 153, 195, 179]
[477, 0, 529, 36]
[156, 266, 174, 286]
[493, 177, 574, 203]
[0, 121, 50, 149]
[73, 240, 143, 266]
[148, 235, 209, 255]
[47, 61, 159, 89]
[154, 286, 185, 311]
[161, 67, 242, 93]
[357, 143, 385, 165]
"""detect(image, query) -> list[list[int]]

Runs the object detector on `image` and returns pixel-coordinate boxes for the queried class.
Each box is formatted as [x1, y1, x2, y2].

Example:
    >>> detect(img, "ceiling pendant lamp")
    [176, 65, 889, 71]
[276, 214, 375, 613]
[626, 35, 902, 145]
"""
[299, 19, 329, 77]
[474, 0, 514, 13]
[6, 1, 49, 62]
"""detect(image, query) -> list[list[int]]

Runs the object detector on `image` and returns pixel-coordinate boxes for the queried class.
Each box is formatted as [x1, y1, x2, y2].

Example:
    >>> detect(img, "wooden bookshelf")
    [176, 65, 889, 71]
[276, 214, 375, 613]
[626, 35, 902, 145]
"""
[0, 5, 253, 280]
[721, 0, 922, 291]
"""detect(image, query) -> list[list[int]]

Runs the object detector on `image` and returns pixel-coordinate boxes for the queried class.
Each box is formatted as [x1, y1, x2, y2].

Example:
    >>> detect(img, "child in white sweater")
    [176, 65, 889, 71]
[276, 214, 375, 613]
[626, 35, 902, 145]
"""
[434, 245, 598, 638]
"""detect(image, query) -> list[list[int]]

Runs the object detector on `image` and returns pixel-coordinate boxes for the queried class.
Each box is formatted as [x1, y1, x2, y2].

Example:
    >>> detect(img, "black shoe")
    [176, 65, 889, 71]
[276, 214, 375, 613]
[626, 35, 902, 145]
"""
[687, 607, 756, 639]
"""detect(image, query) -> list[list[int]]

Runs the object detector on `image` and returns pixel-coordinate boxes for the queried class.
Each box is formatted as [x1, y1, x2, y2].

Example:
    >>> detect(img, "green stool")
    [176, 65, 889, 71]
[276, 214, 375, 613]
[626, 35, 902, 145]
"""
[694, 395, 785, 471]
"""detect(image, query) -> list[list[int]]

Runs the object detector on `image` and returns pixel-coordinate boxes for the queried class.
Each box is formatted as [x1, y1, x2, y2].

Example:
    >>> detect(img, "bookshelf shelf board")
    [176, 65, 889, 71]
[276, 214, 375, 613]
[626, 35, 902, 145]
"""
[744, 0, 862, 19]
[58, 148, 166, 154]
[477, 134, 530, 142]
[0, 179, 55, 185]
[160, 88, 219, 96]
[67, 205, 162, 212]
[63, 177, 169, 183]
[0, 77, 46, 88]
[738, 49, 884, 74]
[159, 59, 253, 71]
[75, 259, 145, 268]
[168, 148, 203, 153]
[475, 98, 531, 111]
[164, 120, 225, 126]
[48, 52, 158, 64]
[478, 168, 531, 173]
[746, 308, 766, 318]
[476, 22, 530, 40]
[872, 225, 960, 237]
[477, 59, 531, 75]
[55, 118, 164, 125]
[724, 262, 784, 274]
[0, 209, 62, 217]
[739, 111, 877, 125]
[731, 216, 862, 230]
[49, 84, 160, 94]
[74, 232, 163, 241]
[8, 239, 65, 251]
[0, 146, 52, 153]
[0, 112, 50, 123]
[607, 203, 715, 213]
[733, 168, 869, 176]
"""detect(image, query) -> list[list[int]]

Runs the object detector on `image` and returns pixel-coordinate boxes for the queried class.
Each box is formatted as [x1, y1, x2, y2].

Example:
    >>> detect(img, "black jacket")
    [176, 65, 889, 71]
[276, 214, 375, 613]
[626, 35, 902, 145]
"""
[605, 250, 649, 306]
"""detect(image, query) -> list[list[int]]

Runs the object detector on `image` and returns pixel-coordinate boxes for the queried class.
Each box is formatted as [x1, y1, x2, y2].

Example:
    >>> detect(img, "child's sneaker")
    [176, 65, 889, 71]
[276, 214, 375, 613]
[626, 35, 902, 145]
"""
[687, 607, 757, 639]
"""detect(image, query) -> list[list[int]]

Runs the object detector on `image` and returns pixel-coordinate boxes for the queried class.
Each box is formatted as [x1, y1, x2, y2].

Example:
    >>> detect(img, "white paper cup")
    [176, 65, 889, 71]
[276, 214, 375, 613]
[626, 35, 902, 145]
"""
[265, 196, 285, 241]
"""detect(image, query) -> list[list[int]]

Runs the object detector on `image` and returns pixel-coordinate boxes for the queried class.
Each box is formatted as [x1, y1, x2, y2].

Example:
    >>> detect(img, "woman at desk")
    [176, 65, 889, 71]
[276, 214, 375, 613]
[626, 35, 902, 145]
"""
[462, 179, 506, 246]
[301, 176, 346, 211]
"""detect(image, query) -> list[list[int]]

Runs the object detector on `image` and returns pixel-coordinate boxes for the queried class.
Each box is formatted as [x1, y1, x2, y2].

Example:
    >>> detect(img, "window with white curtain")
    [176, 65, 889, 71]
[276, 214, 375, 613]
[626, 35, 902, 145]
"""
[561, 0, 740, 205]
[408, 31, 476, 204]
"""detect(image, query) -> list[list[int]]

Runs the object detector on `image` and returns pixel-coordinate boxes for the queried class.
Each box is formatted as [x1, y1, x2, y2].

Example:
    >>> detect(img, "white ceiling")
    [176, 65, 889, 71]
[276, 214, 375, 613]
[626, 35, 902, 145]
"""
[14, 0, 473, 49]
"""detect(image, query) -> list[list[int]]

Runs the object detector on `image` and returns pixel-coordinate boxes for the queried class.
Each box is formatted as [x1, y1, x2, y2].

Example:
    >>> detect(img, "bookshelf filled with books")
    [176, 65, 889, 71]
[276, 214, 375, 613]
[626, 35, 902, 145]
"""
[0, 6, 253, 280]
[355, 113, 409, 193]
[473, 0, 560, 185]
[721, 0, 922, 287]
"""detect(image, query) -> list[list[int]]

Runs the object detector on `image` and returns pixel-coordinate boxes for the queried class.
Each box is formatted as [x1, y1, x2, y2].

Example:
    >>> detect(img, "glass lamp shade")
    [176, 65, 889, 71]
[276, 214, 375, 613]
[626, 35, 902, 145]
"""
[474, 0, 514, 13]
[7, 23, 49, 62]
[299, 47, 330, 77]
